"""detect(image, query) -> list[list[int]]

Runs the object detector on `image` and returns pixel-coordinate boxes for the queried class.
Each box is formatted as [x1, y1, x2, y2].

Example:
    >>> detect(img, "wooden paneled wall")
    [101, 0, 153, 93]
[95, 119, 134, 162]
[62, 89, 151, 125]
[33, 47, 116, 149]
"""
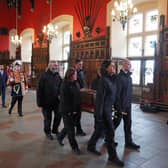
[31, 46, 49, 88]
[69, 27, 111, 88]
[0, 51, 15, 67]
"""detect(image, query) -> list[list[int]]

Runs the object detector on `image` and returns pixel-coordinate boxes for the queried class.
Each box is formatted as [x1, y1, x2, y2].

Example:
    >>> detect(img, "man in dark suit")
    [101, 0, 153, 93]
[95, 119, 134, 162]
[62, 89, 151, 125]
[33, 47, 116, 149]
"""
[116, 59, 140, 150]
[0, 65, 8, 108]
[75, 59, 86, 136]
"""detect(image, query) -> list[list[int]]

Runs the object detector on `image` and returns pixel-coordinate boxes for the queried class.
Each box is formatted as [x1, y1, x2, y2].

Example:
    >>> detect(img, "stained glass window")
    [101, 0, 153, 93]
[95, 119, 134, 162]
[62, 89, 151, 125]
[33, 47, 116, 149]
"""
[145, 10, 158, 31]
[131, 60, 141, 85]
[64, 31, 70, 45]
[128, 37, 142, 56]
[144, 35, 157, 56]
[144, 60, 154, 85]
[63, 46, 70, 60]
[129, 13, 143, 34]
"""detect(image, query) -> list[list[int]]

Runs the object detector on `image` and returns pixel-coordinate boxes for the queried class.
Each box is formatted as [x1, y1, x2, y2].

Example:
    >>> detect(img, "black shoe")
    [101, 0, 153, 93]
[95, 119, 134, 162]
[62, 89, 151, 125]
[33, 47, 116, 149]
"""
[87, 147, 101, 156]
[2, 105, 7, 108]
[19, 114, 24, 117]
[46, 133, 54, 140]
[8, 109, 12, 115]
[76, 130, 86, 136]
[108, 156, 124, 167]
[114, 142, 118, 147]
[57, 135, 64, 146]
[72, 148, 82, 155]
[52, 130, 59, 135]
[125, 142, 140, 150]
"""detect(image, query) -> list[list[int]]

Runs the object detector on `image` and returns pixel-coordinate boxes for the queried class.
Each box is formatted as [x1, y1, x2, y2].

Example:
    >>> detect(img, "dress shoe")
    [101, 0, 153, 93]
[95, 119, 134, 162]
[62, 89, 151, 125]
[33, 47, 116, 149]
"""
[114, 142, 118, 147]
[8, 109, 12, 115]
[45, 134, 54, 140]
[57, 135, 64, 146]
[108, 156, 124, 167]
[125, 142, 140, 150]
[2, 105, 7, 108]
[72, 148, 82, 155]
[52, 130, 59, 135]
[76, 130, 86, 136]
[87, 147, 101, 156]
[19, 114, 24, 117]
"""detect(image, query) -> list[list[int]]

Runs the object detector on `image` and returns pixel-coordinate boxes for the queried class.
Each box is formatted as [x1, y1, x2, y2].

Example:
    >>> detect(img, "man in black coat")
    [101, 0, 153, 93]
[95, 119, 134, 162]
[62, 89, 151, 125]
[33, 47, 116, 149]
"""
[74, 59, 86, 136]
[88, 60, 124, 166]
[91, 68, 101, 91]
[37, 61, 62, 140]
[0, 65, 8, 108]
[116, 59, 140, 150]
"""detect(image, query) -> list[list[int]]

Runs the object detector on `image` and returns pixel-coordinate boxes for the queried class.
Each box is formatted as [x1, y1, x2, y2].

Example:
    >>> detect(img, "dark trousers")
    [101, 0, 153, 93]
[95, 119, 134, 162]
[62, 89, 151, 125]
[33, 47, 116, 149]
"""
[88, 116, 116, 158]
[59, 115, 79, 150]
[75, 111, 83, 132]
[1, 86, 6, 106]
[9, 96, 23, 115]
[88, 112, 122, 149]
[123, 106, 132, 143]
[42, 107, 61, 135]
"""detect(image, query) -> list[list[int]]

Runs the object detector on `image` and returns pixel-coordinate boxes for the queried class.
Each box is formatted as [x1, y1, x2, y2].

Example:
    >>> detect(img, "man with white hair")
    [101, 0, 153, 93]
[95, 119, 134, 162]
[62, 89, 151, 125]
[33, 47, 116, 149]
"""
[116, 59, 140, 150]
[37, 61, 62, 140]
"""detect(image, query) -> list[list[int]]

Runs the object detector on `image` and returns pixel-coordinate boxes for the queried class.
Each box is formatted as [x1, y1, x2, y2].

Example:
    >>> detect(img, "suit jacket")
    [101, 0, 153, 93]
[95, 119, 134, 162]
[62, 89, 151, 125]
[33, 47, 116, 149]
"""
[95, 74, 117, 122]
[116, 70, 132, 112]
[0, 70, 8, 89]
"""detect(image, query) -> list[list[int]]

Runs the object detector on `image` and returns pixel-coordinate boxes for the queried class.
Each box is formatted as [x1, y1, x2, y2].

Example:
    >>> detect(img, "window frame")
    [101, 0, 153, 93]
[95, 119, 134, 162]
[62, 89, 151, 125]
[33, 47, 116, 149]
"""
[127, 8, 158, 87]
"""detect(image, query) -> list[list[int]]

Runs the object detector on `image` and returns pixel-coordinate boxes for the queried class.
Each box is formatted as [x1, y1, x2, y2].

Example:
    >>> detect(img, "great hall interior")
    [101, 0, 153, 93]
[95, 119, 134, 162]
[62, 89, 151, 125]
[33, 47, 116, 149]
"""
[0, 0, 168, 168]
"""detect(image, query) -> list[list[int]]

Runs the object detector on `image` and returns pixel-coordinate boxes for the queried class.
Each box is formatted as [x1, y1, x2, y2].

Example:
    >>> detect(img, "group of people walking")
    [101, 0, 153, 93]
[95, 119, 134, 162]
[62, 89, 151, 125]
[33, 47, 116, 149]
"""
[36, 58, 140, 167]
[37, 59, 86, 154]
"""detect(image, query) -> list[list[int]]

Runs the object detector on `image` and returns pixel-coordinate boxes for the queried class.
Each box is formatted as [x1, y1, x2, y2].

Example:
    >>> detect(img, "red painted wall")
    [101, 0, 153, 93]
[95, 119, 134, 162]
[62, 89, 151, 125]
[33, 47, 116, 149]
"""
[0, 35, 9, 51]
[0, 0, 110, 51]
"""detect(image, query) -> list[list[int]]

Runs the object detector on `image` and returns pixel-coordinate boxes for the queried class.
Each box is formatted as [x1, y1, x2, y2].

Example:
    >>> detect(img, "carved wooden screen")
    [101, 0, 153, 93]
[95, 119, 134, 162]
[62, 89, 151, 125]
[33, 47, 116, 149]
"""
[0, 51, 16, 67]
[69, 28, 110, 88]
[31, 47, 49, 88]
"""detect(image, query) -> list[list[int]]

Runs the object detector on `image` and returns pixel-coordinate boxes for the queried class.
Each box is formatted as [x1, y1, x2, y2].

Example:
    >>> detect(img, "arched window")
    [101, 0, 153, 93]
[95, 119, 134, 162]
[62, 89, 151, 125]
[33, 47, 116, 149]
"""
[9, 29, 17, 59]
[20, 28, 34, 63]
[49, 15, 73, 77]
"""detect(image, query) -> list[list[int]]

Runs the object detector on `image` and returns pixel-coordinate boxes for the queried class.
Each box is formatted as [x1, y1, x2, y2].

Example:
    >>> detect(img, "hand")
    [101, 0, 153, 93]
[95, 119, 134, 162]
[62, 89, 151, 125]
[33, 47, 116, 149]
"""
[122, 112, 127, 115]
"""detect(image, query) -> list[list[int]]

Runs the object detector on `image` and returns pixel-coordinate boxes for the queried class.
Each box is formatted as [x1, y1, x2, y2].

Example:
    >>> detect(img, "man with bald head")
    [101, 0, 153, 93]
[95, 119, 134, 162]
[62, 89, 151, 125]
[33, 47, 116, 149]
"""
[116, 59, 140, 150]
[37, 61, 62, 140]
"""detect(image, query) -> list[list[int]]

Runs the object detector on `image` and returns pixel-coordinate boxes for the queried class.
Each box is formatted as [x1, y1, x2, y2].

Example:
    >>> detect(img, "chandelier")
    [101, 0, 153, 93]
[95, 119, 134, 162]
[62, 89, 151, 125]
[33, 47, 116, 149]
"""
[11, 0, 22, 47]
[111, 0, 137, 30]
[43, 0, 58, 43]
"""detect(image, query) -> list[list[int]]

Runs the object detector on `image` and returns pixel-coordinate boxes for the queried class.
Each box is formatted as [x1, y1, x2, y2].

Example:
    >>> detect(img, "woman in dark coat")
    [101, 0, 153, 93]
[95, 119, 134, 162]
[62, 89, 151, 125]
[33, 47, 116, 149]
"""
[88, 60, 124, 167]
[57, 67, 82, 155]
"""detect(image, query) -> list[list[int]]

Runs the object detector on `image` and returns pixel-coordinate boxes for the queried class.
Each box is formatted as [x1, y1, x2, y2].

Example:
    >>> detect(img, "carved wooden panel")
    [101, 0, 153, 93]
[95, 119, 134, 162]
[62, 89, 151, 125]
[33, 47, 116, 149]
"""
[31, 47, 49, 88]
[0, 51, 14, 67]
[69, 28, 110, 88]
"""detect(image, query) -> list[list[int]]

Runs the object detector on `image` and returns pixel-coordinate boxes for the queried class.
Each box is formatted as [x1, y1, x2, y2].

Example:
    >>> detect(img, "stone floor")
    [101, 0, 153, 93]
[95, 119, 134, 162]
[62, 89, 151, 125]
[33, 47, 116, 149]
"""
[0, 88, 168, 168]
